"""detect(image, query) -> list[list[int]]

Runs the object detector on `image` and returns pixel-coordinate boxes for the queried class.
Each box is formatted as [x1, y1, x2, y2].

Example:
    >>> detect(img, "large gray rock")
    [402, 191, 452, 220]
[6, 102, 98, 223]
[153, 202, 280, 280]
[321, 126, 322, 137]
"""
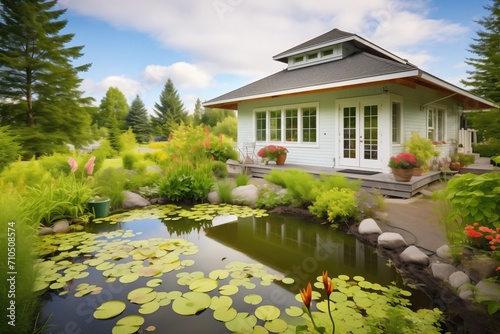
[462, 255, 499, 283]
[377, 232, 407, 249]
[52, 219, 70, 234]
[358, 218, 382, 235]
[475, 279, 500, 303]
[231, 185, 259, 207]
[123, 191, 150, 209]
[431, 263, 457, 282]
[399, 245, 429, 267]
[208, 191, 221, 204]
[458, 285, 474, 301]
[436, 245, 452, 261]
[38, 227, 53, 236]
[449, 271, 470, 288]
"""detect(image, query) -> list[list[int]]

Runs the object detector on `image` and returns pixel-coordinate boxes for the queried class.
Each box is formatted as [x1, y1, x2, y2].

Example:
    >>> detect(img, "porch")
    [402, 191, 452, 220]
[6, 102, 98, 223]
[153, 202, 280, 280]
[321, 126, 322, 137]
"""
[243, 163, 442, 199]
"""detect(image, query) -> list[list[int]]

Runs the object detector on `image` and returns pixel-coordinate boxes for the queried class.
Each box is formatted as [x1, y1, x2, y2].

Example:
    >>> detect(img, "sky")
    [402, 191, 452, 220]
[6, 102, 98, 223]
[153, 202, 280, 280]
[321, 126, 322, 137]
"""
[57, 0, 492, 114]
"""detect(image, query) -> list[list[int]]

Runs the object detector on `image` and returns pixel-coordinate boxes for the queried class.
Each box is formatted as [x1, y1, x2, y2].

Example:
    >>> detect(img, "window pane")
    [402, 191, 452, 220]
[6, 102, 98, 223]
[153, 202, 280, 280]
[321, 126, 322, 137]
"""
[302, 107, 317, 143]
[392, 102, 401, 143]
[285, 108, 298, 142]
[255, 111, 266, 141]
[269, 110, 282, 142]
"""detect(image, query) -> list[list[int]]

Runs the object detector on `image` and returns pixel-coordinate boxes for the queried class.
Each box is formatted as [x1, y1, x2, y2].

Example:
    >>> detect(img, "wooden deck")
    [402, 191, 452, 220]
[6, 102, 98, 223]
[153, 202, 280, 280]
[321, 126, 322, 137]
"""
[244, 163, 442, 199]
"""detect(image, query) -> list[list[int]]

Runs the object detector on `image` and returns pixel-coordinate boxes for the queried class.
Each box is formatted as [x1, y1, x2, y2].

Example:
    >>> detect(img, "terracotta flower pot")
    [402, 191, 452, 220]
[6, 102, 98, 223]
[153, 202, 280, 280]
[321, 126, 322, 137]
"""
[391, 168, 414, 182]
[276, 153, 287, 165]
[412, 167, 424, 176]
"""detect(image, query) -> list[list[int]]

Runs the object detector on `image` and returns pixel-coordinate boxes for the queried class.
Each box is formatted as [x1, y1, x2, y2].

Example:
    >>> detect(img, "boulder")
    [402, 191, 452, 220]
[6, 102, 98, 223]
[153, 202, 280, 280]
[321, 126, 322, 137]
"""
[231, 185, 259, 207]
[358, 218, 382, 235]
[458, 285, 474, 301]
[462, 255, 499, 283]
[208, 191, 221, 204]
[377, 232, 406, 249]
[226, 159, 244, 175]
[449, 271, 470, 288]
[122, 191, 150, 209]
[431, 263, 457, 282]
[475, 279, 500, 303]
[436, 245, 452, 261]
[52, 219, 70, 234]
[399, 245, 429, 267]
[38, 227, 53, 236]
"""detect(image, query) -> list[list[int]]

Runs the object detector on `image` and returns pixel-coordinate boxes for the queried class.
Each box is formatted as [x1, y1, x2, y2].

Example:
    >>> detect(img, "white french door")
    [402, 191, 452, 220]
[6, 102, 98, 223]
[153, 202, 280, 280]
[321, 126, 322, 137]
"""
[339, 101, 380, 169]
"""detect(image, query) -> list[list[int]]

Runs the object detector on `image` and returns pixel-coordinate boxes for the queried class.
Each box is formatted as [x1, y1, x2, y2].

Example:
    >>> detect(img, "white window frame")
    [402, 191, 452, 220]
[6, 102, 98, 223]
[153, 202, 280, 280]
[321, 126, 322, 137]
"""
[391, 100, 403, 145]
[254, 102, 319, 146]
[427, 105, 446, 143]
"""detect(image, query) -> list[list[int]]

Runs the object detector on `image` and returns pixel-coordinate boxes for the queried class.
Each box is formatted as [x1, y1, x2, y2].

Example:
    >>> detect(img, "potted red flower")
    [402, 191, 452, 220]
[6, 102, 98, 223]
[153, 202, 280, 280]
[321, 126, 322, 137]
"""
[257, 145, 288, 165]
[388, 152, 419, 182]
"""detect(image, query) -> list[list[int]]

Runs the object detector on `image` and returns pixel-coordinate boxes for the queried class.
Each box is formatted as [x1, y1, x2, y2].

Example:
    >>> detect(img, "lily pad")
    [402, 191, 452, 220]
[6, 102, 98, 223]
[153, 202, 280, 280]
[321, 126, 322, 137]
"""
[210, 296, 233, 310]
[214, 306, 237, 322]
[243, 294, 263, 305]
[112, 315, 145, 334]
[93, 300, 126, 320]
[225, 312, 257, 333]
[285, 306, 303, 317]
[127, 287, 157, 304]
[172, 292, 211, 316]
[219, 284, 239, 296]
[255, 305, 280, 321]
[146, 279, 163, 287]
[119, 273, 139, 284]
[139, 301, 160, 315]
[264, 318, 288, 333]
[189, 278, 219, 293]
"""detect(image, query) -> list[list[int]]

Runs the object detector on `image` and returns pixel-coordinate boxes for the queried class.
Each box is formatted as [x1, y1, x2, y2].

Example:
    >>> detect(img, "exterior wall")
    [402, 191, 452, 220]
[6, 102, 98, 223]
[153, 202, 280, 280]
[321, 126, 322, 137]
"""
[238, 82, 461, 171]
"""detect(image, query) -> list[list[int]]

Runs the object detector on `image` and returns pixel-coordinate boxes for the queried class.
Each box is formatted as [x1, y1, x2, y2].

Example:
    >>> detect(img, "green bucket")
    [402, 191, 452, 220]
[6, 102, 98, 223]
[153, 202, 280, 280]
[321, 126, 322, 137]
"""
[88, 198, 110, 218]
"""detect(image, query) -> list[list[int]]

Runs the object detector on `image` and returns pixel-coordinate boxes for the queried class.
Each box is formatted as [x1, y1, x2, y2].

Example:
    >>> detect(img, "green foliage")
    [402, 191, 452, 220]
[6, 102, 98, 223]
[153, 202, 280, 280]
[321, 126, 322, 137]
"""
[434, 172, 500, 246]
[309, 188, 358, 223]
[38, 153, 101, 180]
[473, 138, 500, 157]
[456, 153, 475, 166]
[212, 161, 228, 179]
[256, 185, 292, 209]
[211, 116, 237, 141]
[165, 124, 209, 164]
[116, 128, 138, 153]
[264, 169, 317, 207]
[126, 95, 151, 143]
[0, 126, 20, 172]
[209, 134, 238, 162]
[0, 193, 41, 334]
[159, 161, 213, 203]
[201, 107, 236, 127]
[92, 168, 127, 211]
[0, 158, 51, 196]
[469, 110, 500, 142]
[215, 180, 234, 204]
[235, 173, 250, 187]
[404, 132, 437, 170]
[96, 87, 129, 129]
[18, 174, 93, 227]
[461, 0, 500, 103]
[122, 151, 140, 170]
[151, 79, 187, 139]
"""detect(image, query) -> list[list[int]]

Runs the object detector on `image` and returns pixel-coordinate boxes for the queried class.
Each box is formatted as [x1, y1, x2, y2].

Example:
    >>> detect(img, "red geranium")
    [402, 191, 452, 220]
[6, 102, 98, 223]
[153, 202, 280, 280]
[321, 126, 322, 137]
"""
[257, 145, 288, 161]
[464, 223, 500, 251]
[388, 152, 419, 169]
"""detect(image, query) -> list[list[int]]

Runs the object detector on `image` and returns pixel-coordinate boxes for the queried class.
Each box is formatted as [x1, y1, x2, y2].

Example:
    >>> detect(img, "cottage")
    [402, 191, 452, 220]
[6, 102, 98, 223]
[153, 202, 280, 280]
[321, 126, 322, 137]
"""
[204, 28, 495, 173]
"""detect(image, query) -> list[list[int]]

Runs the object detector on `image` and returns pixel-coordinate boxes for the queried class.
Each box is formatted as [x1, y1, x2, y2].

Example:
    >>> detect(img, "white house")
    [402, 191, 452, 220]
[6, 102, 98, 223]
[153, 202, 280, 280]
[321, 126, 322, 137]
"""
[204, 28, 495, 173]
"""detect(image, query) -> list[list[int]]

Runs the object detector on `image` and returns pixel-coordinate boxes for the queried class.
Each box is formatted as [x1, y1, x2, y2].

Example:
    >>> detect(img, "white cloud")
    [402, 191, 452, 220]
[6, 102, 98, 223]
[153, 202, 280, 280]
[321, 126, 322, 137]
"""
[63, 0, 470, 86]
[80, 76, 143, 101]
[142, 62, 212, 89]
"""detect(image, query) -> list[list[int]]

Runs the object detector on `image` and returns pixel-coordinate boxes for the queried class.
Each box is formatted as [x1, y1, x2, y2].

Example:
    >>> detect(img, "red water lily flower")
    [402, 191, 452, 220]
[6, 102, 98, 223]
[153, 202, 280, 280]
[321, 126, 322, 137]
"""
[322, 271, 334, 297]
[300, 282, 312, 309]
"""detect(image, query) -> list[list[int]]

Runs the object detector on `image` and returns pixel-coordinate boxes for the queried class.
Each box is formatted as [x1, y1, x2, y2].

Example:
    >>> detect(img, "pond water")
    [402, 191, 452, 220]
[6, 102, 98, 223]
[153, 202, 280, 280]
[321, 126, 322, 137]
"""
[38, 205, 429, 334]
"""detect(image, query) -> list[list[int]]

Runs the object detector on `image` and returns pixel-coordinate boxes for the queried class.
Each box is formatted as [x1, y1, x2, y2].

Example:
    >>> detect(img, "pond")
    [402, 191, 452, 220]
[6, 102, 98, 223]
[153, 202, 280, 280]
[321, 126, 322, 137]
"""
[37, 204, 432, 334]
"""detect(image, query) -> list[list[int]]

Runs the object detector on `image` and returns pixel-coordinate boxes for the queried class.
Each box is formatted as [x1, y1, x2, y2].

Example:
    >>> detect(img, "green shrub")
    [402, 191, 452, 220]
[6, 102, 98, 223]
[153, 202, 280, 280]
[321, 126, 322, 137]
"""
[212, 161, 228, 179]
[256, 186, 292, 209]
[215, 180, 234, 203]
[116, 128, 138, 153]
[159, 161, 213, 202]
[126, 170, 162, 191]
[0, 193, 42, 334]
[235, 172, 250, 187]
[457, 153, 475, 166]
[309, 188, 358, 224]
[122, 151, 140, 170]
[264, 169, 318, 207]
[92, 168, 127, 211]
[435, 172, 500, 234]
[0, 126, 20, 173]
[209, 134, 238, 162]
[472, 138, 500, 157]
[0, 159, 51, 195]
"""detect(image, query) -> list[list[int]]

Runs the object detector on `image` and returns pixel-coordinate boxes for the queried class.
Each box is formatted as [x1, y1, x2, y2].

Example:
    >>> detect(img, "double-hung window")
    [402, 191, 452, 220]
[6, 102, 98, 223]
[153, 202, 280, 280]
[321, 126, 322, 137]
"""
[255, 104, 318, 144]
[427, 107, 446, 142]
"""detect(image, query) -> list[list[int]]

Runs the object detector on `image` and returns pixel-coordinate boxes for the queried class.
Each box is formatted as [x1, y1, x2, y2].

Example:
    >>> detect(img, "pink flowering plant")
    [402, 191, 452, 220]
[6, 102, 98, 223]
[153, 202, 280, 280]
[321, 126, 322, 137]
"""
[257, 145, 288, 162]
[387, 152, 419, 169]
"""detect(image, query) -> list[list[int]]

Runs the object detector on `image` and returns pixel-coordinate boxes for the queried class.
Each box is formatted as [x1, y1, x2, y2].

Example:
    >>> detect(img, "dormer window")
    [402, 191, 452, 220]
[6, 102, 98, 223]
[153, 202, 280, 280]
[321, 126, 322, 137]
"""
[287, 43, 355, 70]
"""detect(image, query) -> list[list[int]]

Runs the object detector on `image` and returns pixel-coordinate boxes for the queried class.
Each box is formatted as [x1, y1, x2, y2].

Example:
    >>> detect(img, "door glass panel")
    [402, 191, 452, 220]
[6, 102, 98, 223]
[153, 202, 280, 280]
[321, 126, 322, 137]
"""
[343, 107, 356, 159]
[363, 105, 378, 160]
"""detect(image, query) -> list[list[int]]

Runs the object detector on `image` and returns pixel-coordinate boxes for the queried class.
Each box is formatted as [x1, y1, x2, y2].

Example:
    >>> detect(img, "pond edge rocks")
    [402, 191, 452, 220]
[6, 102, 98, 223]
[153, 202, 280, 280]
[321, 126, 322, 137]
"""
[354, 218, 500, 333]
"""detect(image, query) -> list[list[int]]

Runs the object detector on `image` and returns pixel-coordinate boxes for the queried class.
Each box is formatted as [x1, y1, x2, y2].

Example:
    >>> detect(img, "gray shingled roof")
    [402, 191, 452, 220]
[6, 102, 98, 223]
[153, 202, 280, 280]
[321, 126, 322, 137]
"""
[205, 52, 417, 105]
[273, 28, 355, 62]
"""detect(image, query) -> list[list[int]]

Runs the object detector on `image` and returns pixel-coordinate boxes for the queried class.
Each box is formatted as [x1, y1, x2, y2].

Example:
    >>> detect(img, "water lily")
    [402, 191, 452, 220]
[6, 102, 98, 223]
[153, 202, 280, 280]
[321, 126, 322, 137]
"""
[300, 282, 312, 309]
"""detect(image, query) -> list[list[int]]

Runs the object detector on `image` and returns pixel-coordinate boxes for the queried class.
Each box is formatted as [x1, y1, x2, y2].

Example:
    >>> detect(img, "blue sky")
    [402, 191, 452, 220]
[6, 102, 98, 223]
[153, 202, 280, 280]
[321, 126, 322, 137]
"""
[58, 0, 492, 114]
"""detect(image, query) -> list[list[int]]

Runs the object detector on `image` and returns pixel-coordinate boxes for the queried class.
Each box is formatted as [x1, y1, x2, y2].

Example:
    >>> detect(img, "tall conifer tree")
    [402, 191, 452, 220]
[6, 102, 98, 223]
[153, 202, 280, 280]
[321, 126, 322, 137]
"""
[0, 0, 93, 156]
[151, 78, 187, 138]
[126, 95, 151, 143]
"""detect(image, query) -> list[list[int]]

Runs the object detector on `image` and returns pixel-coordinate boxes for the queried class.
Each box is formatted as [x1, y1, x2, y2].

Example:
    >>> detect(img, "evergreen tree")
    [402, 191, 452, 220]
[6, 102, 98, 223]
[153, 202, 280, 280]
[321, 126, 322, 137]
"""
[193, 98, 203, 125]
[151, 79, 187, 138]
[97, 87, 129, 150]
[461, 0, 500, 103]
[126, 95, 151, 143]
[0, 0, 93, 157]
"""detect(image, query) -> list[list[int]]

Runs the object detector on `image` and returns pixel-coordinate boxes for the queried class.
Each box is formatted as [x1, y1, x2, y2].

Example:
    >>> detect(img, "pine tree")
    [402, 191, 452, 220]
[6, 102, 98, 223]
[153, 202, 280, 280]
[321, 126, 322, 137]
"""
[193, 98, 203, 125]
[0, 0, 93, 157]
[97, 87, 129, 150]
[151, 78, 187, 138]
[461, 0, 500, 103]
[126, 95, 151, 143]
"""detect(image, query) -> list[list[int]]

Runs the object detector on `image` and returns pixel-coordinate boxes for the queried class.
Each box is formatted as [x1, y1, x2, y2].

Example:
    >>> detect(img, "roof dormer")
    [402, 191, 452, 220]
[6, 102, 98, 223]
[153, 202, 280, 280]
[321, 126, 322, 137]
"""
[287, 42, 357, 70]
